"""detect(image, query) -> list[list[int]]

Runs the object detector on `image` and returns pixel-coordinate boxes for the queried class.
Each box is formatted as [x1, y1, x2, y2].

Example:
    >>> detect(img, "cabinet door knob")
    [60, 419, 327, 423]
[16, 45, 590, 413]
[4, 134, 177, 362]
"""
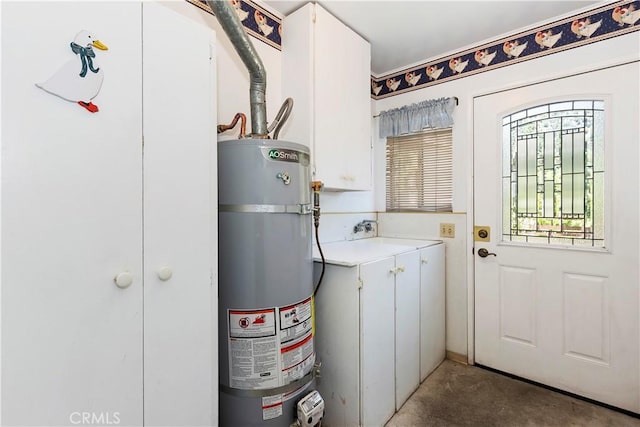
[390, 266, 405, 275]
[421, 258, 429, 264]
[158, 267, 173, 281]
[114, 272, 133, 289]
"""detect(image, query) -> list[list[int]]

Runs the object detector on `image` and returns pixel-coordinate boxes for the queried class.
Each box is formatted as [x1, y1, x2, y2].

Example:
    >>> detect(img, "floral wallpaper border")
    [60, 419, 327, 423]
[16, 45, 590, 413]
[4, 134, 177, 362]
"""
[186, 0, 282, 50]
[371, 1, 640, 100]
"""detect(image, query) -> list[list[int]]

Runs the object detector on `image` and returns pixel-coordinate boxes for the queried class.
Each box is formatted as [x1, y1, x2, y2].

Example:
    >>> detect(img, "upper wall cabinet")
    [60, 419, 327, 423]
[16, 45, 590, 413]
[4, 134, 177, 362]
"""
[283, 3, 372, 191]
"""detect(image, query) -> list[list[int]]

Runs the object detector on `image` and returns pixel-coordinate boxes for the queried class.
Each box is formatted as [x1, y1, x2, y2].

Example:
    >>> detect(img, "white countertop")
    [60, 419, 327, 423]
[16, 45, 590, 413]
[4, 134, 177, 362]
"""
[313, 237, 442, 267]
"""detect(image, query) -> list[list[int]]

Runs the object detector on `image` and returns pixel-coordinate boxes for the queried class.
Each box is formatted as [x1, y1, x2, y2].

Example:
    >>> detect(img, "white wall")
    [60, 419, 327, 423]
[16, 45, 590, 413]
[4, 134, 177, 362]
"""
[374, 32, 640, 358]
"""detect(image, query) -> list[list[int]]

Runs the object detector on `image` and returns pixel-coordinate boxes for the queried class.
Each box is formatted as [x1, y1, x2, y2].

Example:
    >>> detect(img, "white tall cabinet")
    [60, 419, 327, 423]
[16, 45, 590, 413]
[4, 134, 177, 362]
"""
[1, 3, 217, 426]
[282, 3, 372, 190]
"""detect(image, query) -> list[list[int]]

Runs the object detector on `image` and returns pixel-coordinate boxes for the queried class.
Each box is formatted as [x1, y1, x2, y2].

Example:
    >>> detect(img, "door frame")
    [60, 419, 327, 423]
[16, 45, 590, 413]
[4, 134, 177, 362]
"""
[466, 56, 640, 368]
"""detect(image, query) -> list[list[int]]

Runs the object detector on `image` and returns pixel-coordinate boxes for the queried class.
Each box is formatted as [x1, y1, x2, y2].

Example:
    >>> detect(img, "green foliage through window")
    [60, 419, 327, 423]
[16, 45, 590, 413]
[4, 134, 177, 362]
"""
[502, 100, 605, 247]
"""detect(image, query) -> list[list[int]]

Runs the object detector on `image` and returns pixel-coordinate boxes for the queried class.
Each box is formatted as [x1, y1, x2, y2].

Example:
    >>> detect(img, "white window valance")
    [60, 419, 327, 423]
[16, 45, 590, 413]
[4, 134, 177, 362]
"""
[378, 97, 456, 138]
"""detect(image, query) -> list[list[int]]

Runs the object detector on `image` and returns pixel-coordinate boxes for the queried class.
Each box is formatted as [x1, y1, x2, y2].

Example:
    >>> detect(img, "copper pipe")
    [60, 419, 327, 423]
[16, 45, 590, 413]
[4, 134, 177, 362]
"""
[217, 113, 247, 139]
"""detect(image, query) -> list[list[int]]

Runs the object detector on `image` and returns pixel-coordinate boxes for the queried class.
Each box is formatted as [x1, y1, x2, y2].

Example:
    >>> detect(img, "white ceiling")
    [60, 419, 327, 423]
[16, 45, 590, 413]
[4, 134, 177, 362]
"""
[263, 0, 602, 76]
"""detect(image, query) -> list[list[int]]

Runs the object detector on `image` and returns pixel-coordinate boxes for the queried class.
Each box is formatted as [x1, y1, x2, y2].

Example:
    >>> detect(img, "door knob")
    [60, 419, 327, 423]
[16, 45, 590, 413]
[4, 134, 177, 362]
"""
[158, 266, 173, 281]
[477, 248, 497, 258]
[114, 272, 133, 288]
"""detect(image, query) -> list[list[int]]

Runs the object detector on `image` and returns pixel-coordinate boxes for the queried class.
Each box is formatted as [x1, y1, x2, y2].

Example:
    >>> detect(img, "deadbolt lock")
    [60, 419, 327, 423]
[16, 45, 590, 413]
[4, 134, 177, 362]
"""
[474, 226, 490, 242]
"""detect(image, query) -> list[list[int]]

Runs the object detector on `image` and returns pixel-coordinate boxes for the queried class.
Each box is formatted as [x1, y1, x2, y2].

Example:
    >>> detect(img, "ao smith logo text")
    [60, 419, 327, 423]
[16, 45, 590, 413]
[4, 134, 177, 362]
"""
[269, 149, 298, 161]
[262, 148, 309, 166]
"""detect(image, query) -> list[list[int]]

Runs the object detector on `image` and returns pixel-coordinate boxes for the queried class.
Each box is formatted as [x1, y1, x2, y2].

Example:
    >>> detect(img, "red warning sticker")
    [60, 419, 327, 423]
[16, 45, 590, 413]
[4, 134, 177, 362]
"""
[229, 309, 276, 338]
[262, 394, 283, 420]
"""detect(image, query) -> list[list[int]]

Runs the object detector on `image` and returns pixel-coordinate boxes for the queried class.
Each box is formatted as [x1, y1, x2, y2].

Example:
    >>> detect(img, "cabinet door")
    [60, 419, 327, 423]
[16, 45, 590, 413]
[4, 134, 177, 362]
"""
[394, 250, 421, 409]
[360, 257, 396, 426]
[313, 265, 360, 427]
[142, 3, 216, 425]
[314, 5, 371, 190]
[281, 3, 314, 150]
[1, 3, 143, 425]
[420, 244, 446, 381]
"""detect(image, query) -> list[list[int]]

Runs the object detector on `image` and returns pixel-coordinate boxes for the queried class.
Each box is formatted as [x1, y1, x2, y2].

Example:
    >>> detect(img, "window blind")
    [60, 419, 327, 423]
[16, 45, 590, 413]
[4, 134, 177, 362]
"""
[386, 128, 453, 212]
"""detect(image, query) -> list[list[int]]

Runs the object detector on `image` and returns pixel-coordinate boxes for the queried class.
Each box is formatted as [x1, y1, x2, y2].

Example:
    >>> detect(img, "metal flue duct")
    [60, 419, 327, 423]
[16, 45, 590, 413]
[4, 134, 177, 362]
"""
[206, 0, 268, 137]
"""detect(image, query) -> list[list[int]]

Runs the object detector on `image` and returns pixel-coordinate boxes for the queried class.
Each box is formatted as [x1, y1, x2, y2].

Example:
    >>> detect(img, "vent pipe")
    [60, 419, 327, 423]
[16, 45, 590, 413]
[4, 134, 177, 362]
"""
[206, 0, 268, 137]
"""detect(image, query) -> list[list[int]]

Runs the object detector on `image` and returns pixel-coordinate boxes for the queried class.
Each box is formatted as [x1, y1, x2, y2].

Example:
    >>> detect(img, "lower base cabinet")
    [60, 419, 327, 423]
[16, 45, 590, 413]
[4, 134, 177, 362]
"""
[314, 241, 445, 427]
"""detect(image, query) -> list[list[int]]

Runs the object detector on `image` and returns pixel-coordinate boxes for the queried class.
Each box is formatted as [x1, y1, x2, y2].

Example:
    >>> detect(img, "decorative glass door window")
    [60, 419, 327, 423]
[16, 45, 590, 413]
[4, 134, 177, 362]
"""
[502, 100, 605, 247]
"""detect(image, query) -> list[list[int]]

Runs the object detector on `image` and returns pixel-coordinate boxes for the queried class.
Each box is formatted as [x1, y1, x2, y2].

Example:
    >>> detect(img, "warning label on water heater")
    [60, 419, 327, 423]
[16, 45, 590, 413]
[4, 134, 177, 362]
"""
[261, 394, 283, 420]
[229, 309, 279, 389]
[227, 297, 315, 392]
[279, 297, 312, 343]
[281, 332, 314, 384]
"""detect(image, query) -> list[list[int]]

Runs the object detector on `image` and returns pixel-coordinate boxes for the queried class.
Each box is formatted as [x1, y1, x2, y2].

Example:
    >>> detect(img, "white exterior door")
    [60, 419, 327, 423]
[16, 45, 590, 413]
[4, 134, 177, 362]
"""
[474, 62, 639, 412]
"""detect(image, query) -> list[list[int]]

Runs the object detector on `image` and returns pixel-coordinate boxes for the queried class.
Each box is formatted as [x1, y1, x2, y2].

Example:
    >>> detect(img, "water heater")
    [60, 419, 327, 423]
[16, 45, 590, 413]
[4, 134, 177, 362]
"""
[218, 139, 316, 426]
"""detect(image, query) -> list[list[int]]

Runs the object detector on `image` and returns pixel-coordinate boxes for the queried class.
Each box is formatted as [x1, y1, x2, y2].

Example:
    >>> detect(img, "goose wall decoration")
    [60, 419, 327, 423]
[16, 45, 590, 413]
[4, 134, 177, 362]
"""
[426, 65, 443, 80]
[36, 30, 108, 113]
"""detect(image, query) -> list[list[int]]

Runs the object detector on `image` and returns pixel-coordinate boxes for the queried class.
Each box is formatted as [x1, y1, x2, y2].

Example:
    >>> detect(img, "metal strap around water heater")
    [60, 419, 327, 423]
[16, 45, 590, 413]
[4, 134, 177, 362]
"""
[219, 203, 312, 215]
[220, 371, 314, 398]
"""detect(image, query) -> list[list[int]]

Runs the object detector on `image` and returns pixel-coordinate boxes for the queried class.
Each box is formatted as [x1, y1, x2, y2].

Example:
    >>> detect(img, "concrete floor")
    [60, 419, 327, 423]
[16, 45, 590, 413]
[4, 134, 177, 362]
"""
[386, 360, 640, 427]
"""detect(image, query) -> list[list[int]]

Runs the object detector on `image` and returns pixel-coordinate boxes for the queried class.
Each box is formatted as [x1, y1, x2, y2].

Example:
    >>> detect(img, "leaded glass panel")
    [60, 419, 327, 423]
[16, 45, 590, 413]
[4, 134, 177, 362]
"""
[502, 100, 605, 247]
